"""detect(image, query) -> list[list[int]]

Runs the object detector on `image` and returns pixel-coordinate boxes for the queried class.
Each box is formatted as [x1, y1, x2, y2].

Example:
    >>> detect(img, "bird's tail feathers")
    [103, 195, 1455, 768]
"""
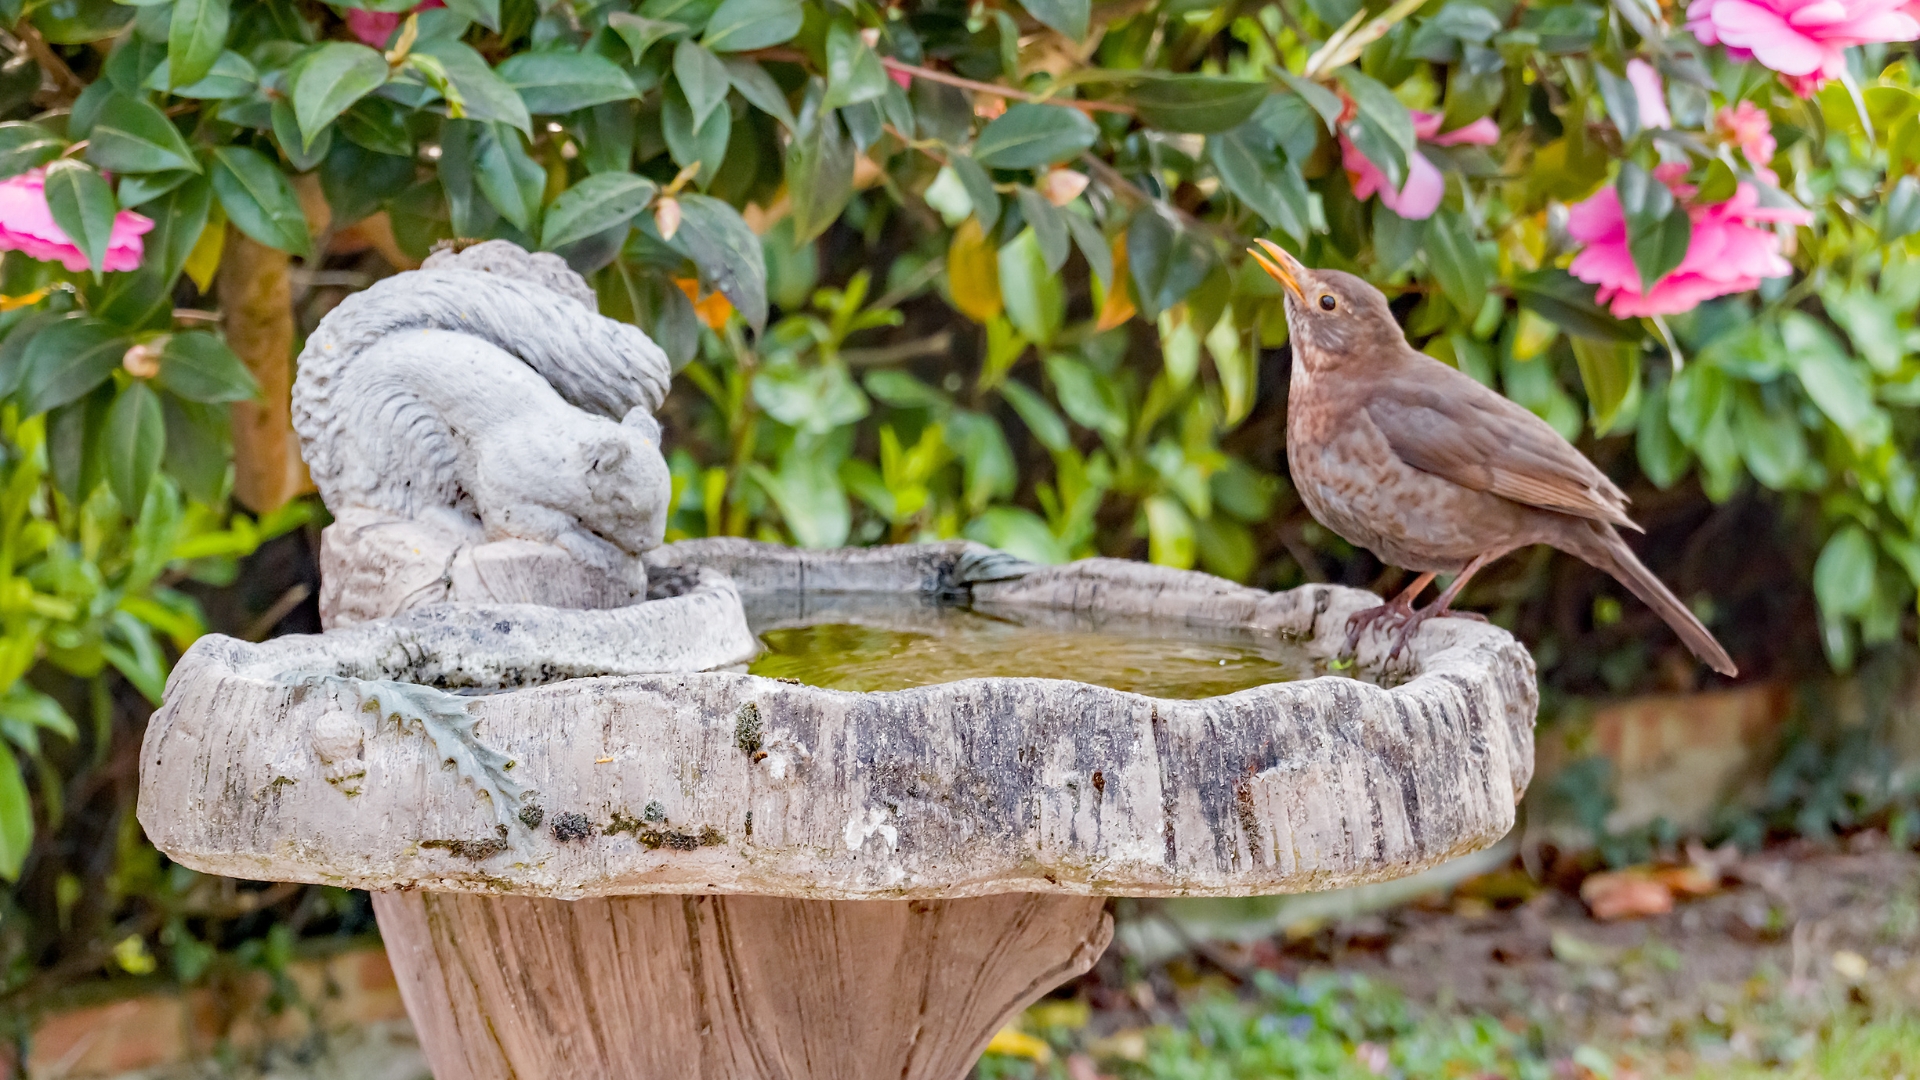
[1568, 522, 1738, 677]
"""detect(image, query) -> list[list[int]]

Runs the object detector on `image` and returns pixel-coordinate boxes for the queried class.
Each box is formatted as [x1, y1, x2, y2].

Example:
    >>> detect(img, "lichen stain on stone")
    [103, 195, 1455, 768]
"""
[604, 810, 724, 850]
[551, 811, 595, 841]
[735, 701, 763, 755]
[518, 803, 546, 829]
[423, 825, 510, 860]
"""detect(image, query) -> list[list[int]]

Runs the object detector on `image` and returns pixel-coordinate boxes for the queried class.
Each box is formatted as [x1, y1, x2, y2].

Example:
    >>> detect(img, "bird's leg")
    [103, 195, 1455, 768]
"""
[1387, 553, 1499, 661]
[1343, 571, 1436, 657]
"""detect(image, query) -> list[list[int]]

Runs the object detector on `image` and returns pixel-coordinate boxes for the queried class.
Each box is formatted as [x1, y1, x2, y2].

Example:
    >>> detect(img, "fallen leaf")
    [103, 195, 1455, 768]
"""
[984, 1026, 1051, 1063]
[1581, 869, 1674, 921]
[1652, 864, 1720, 897]
[1832, 949, 1871, 981]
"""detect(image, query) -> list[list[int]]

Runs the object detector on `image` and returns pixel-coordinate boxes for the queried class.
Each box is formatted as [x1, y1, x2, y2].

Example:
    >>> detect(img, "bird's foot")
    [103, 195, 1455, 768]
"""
[1343, 599, 1416, 658]
[1385, 605, 1485, 660]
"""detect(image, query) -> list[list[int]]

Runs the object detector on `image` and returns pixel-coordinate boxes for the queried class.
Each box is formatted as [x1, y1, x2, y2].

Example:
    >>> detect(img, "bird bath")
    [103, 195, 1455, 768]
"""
[137, 243, 1537, 1080]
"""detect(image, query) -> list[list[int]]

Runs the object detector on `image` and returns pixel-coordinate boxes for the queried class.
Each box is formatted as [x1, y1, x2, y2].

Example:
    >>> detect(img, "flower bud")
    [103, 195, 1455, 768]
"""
[655, 197, 682, 241]
[123, 341, 163, 379]
[1040, 168, 1089, 207]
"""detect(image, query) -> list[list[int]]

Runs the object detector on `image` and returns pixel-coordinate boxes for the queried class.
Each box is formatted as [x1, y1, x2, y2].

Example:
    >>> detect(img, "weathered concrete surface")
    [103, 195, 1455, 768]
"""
[138, 541, 1536, 901]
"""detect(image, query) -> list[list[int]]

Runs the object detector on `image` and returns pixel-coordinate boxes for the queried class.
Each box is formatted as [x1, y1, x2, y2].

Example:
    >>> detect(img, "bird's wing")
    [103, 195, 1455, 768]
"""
[1363, 354, 1638, 530]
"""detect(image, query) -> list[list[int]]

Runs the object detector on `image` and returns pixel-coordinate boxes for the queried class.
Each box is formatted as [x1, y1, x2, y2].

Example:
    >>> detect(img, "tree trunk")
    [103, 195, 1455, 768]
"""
[216, 230, 310, 513]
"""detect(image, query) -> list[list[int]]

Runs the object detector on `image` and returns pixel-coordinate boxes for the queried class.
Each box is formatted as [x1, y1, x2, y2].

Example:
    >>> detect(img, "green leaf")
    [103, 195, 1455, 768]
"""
[541, 171, 657, 252]
[1044, 354, 1126, 441]
[1824, 285, 1905, 374]
[1126, 76, 1266, 134]
[607, 13, 688, 63]
[662, 78, 731, 187]
[85, 92, 200, 174]
[166, 0, 229, 88]
[1569, 336, 1639, 433]
[674, 193, 767, 332]
[1617, 161, 1690, 292]
[1730, 385, 1805, 489]
[134, 173, 211, 283]
[722, 57, 795, 130]
[1814, 524, 1877, 617]
[155, 331, 258, 402]
[0, 122, 66, 180]
[1127, 206, 1212, 319]
[411, 40, 532, 133]
[1015, 188, 1070, 274]
[145, 50, 257, 99]
[672, 39, 731, 126]
[820, 20, 889, 111]
[271, 98, 331, 171]
[606, 262, 698, 367]
[1782, 311, 1887, 448]
[1696, 158, 1737, 204]
[337, 96, 413, 158]
[1635, 381, 1691, 489]
[1209, 124, 1309, 243]
[948, 152, 1000, 233]
[1018, 0, 1088, 40]
[997, 378, 1070, 452]
[999, 228, 1064, 344]
[291, 42, 389, 148]
[19, 317, 128, 415]
[471, 123, 545, 235]
[1063, 210, 1110, 289]
[1421, 209, 1487, 316]
[437, 119, 498, 236]
[1341, 70, 1415, 156]
[499, 49, 637, 115]
[973, 103, 1097, 170]
[42, 159, 118, 274]
[0, 739, 30, 882]
[1511, 268, 1639, 342]
[439, 0, 500, 31]
[103, 379, 165, 512]
[1272, 68, 1343, 129]
[786, 100, 853, 244]
[210, 145, 312, 257]
[161, 394, 232, 503]
[701, 0, 802, 52]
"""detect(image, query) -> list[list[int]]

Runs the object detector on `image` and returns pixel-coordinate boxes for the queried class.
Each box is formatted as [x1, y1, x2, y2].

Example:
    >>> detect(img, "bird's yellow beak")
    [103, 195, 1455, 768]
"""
[1248, 238, 1306, 302]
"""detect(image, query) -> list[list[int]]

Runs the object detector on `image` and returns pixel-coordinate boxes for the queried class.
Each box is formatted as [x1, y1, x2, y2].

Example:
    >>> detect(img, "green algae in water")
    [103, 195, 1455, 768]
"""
[746, 607, 1310, 698]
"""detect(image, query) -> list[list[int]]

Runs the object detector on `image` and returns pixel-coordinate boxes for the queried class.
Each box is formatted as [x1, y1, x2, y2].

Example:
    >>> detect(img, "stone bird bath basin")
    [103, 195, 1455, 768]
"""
[137, 243, 1536, 1080]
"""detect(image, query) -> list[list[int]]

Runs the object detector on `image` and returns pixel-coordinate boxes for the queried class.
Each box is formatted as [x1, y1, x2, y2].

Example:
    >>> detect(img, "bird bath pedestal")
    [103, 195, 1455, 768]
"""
[136, 243, 1537, 1079]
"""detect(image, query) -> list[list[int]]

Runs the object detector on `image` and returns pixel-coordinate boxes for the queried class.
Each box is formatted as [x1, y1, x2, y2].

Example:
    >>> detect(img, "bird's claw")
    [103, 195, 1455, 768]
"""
[1342, 601, 1415, 659]
[1384, 606, 1483, 660]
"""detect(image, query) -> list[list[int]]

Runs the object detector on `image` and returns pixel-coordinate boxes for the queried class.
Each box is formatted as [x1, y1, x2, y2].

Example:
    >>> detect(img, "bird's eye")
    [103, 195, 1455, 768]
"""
[1319, 294, 1337, 311]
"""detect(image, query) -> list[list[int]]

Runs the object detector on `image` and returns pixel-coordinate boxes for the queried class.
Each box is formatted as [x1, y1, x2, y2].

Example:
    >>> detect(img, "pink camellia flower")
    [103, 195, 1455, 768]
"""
[345, 0, 444, 47]
[1341, 111, 1499, 220]
[1566, 164, 1812, 317]
[0, 168, 151, 273]
[1626, 59, 1672, 129]
[1687, 0, 1919, 96]
[1716, 101, 1779, 180]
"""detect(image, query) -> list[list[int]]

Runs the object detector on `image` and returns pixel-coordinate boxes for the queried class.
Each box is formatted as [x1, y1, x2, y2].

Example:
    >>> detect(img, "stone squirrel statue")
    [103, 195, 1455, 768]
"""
[292, 241, 676, 624]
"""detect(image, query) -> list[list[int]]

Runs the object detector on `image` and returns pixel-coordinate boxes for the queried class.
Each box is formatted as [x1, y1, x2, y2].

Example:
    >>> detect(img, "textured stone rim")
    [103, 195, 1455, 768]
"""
[139, 540, 1536, 900]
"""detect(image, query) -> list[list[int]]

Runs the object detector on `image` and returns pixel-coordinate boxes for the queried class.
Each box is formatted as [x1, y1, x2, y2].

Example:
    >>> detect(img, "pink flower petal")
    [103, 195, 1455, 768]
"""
[0, 169, 151, 273]
[1626, 59, 1672, 129]
[1431, 116, 1500, 146]
[1378, 150, 1444, 220]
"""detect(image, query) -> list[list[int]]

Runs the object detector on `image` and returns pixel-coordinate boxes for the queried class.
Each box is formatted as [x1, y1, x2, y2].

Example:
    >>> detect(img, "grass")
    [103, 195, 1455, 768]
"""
[975, 973, 1920, 1080]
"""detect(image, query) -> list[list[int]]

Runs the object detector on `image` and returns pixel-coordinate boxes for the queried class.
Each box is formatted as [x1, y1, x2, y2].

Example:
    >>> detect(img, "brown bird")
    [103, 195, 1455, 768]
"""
[1248, 239, 1736, 676]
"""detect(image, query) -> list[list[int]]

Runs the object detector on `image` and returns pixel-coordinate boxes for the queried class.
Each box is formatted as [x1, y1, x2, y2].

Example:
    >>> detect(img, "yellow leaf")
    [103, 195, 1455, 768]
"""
[676, 277, 735, 330]
[946, 219, 1002, 323]
[184, 209, 228, 294]
[0, 287, 50, 312]
[984, 1026, 1052, 1063]
[1095, 234, 1135, 331]
[1025, 999, 1091, 1030]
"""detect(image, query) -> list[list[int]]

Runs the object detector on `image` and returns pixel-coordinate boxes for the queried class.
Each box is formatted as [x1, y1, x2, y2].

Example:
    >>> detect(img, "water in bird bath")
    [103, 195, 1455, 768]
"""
[743, 594, 1315, 698]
